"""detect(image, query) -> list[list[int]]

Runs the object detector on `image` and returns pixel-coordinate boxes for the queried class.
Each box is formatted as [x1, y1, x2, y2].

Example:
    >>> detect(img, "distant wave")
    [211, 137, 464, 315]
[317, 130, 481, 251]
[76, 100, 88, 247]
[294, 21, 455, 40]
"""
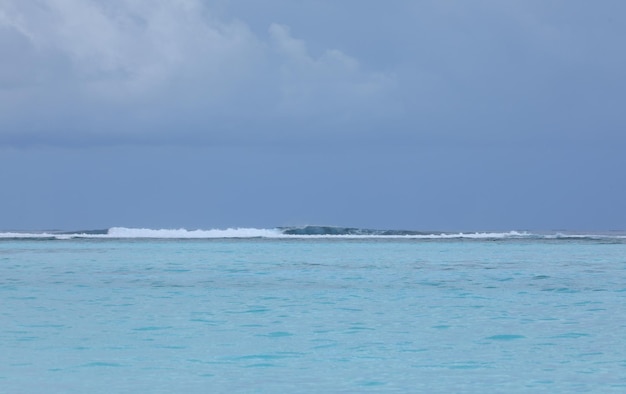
[1, 226, 625, 241]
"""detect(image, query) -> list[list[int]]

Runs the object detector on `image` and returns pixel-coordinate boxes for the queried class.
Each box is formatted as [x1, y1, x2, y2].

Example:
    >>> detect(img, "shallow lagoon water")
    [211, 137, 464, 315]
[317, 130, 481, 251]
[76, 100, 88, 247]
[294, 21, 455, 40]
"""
[2, 238, 626, 392]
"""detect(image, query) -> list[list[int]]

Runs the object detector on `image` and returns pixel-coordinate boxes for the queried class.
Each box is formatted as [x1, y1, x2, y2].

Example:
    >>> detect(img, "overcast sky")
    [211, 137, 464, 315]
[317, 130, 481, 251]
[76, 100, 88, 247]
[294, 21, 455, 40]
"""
[1, 0, 625, 231]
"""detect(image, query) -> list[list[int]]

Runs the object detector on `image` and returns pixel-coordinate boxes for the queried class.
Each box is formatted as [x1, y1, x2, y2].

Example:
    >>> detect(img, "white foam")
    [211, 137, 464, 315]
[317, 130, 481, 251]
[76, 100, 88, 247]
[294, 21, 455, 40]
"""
[0, 228, 623, 240]
[101, 228, 533, 239]
[0, 231, 58, 239]
[409, 231, 530, 239]
[106, 227, 283, 239]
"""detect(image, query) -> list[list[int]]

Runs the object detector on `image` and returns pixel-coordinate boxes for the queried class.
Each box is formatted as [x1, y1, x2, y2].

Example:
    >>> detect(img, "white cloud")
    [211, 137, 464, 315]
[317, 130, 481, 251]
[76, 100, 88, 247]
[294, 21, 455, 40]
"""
[0, 0, 263, 99]
[0, 0, 397, 144]
[269, 23, 396, 119]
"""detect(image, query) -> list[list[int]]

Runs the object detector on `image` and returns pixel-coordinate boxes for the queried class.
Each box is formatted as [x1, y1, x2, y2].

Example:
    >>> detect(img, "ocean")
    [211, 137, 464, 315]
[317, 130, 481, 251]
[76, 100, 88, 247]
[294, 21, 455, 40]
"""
[2, 227, 626, 392]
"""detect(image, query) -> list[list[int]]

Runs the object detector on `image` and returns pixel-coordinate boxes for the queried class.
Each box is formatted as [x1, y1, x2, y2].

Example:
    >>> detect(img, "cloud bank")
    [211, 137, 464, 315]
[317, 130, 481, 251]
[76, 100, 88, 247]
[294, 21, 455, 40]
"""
[1, 0, 625, 147]
[0, 0, 396, 145]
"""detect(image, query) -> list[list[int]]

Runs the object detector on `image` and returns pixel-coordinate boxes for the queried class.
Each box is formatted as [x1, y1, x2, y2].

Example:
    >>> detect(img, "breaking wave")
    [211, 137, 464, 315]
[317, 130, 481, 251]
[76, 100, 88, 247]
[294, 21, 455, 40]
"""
[0, 226, 625, 241]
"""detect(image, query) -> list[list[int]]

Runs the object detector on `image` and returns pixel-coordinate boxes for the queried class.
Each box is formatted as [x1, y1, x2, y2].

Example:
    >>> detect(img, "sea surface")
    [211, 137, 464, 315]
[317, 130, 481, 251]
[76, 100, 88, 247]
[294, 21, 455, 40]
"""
[2, 227, 626, 392]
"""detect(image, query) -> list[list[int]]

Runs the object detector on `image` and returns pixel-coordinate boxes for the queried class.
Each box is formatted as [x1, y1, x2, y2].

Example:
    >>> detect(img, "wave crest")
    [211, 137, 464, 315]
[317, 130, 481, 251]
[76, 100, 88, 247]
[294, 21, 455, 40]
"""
[107, 227, 282, 238]
[0, 226, 624, 240]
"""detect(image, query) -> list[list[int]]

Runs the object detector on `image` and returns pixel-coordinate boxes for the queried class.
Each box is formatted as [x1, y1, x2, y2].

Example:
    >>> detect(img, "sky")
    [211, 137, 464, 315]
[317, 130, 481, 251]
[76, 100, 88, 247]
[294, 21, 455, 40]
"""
[1, 0, 625, 231]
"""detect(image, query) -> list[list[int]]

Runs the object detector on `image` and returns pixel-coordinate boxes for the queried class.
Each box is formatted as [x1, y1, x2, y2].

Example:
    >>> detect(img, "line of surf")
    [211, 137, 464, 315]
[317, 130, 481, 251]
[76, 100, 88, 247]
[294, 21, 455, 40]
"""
[1, 227, 625, 240]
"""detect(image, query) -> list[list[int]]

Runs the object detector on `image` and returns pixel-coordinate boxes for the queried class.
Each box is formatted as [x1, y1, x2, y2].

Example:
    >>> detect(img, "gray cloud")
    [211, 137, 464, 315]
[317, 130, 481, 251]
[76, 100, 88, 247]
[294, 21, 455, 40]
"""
[0, 0, 398, 146]
[269, 23, 396, 118]
[1, 0, 625, 148]
[1, 0, 261, 93]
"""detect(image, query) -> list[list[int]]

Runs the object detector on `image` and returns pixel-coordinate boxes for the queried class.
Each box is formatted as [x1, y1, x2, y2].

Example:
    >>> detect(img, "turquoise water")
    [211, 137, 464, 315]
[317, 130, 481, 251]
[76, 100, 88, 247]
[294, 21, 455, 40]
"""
[2, 238, 626, 392]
